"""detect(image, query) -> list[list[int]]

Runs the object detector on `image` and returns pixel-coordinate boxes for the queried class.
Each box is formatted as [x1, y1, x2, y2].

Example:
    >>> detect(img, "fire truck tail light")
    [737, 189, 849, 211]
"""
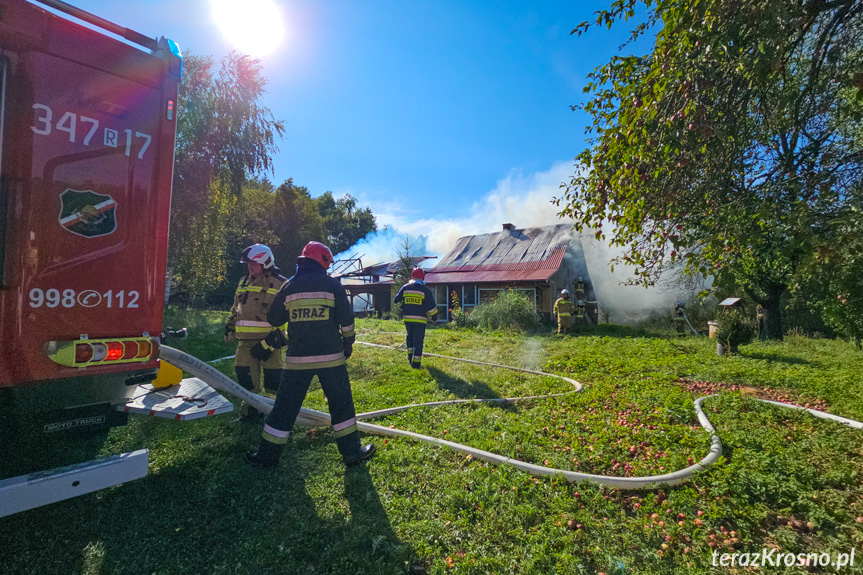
[46, 337, 157, 368]
[91, 343, 108, 362]
[106, 342, 124, 361]
[136, 340, 152, 358]
[122, 341, 139, 359]
[75, 343, 94, 363]
[166, 99, 175, 120]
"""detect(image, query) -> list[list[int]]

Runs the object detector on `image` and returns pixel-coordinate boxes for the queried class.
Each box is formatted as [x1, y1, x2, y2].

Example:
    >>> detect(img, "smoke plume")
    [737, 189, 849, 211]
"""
[337, 160, 699, 319]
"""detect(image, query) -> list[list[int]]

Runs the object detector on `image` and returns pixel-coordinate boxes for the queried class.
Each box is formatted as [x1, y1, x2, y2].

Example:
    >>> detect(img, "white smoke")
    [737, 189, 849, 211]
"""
[578, 235, 688, 321]
[372, 160, 574, 257]
[333, 227, 430, 267]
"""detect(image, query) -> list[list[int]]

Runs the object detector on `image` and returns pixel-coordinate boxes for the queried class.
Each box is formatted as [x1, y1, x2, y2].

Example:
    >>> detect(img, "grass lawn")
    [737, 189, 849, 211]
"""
[3, 311, 863, 574]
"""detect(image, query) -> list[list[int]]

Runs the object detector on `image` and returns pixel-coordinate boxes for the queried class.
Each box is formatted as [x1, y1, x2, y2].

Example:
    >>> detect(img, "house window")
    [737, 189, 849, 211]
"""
[462, 284, 476, 306]
[434, 284, 448, 321]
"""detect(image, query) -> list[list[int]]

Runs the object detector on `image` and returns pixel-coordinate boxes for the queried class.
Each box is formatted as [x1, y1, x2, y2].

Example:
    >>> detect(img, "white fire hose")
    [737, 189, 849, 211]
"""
[161, 344, 862, 490]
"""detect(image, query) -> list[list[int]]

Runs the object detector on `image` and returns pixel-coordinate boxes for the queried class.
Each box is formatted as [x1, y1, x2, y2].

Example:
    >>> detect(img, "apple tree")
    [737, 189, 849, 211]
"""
[559, 0, 863, 338]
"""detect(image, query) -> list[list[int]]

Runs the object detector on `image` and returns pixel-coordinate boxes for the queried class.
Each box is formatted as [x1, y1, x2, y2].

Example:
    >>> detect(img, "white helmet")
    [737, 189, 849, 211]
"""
[240, 244, 275, 269]
[561, 289, 570, 295]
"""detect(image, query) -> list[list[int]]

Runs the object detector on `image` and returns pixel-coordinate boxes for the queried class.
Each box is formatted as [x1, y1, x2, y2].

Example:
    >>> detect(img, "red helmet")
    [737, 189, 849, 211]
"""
[298, 241, 334, 269]
[411, 267, 425, 280]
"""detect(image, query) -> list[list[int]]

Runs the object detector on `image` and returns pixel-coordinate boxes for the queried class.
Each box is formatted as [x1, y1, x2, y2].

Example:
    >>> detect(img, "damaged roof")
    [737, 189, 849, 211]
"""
[335, 256, 436, 278]
[426, 223, 577, 284]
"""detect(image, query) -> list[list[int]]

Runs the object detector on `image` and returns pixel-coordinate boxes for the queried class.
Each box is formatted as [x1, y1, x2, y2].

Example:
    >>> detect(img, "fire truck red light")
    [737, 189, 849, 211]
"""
[75, 343, 94, 363]
[106, 342, 123, 361]
[122, 341, 139, 359]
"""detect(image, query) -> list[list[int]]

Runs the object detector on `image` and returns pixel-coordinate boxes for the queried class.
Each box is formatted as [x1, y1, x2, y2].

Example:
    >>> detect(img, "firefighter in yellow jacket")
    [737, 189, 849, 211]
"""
[224, 244, 287, 419]
[553, 289, 575, 335]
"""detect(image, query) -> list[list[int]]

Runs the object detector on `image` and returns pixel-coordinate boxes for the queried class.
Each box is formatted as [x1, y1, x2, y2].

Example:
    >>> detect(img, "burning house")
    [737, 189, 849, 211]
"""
[424, 223, 598, 323]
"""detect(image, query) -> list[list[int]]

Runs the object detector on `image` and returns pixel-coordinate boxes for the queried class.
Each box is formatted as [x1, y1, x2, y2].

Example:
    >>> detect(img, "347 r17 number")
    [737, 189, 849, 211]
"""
[29, 288, 139, 309]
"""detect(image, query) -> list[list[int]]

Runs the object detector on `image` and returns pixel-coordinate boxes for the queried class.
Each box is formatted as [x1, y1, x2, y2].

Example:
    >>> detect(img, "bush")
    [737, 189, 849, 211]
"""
[448, 290, 471, 328]
[466, 290, 541, 333]
[715, 308, 755, 351]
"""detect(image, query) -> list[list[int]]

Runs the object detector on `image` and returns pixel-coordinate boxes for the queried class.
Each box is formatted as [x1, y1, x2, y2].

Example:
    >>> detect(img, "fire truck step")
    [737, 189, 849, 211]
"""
[0, 449, 148, 518]
[118, 378, 233, 420]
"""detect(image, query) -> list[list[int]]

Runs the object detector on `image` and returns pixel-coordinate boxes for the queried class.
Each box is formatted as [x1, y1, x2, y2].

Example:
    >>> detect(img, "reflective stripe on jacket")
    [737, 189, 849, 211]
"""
[394, 280, 437, 324]
[226, 270, 287, 340]
[267, 260, 355, 370]
[553, 297, 574, 317]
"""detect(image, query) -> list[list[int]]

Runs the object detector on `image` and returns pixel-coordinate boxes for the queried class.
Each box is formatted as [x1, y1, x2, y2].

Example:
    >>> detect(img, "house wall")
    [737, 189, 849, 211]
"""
[548, 238, 599, 323]
[427, 282, 550, 322]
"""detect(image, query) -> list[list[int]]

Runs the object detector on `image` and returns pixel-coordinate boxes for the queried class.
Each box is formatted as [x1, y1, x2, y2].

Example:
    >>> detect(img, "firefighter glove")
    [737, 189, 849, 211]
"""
[262, 328, 288, 350]
[343, 342, 353, 359]
[250, 341, 274, 361]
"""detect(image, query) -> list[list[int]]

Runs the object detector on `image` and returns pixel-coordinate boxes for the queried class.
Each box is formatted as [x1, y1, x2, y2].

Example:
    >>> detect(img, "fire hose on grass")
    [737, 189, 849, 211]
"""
[160, 344, 862, 490]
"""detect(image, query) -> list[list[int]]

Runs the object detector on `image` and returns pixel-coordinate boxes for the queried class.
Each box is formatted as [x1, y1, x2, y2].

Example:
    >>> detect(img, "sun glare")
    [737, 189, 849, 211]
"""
[211, 0, 285, 57]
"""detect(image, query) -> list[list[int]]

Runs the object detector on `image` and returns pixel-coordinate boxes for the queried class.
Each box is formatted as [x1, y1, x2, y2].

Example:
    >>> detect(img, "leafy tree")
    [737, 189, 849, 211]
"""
[210, 178, 282, 305]
[173, 52, 285, 202]
[271, 179, 326, 269]
[316, 192, 377, 255]
[803, 205, 863, 346]
[559, 0, 863, 339]
[169, 180, 236, 301]
[169, 52, 285, 297]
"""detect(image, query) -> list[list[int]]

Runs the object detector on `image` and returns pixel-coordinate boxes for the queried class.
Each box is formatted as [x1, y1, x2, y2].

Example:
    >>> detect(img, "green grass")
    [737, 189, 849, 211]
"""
[3, 313, 863, 574]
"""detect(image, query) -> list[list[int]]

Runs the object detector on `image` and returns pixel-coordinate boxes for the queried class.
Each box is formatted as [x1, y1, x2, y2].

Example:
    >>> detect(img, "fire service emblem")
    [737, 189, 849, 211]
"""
[58, 189, 117, 238]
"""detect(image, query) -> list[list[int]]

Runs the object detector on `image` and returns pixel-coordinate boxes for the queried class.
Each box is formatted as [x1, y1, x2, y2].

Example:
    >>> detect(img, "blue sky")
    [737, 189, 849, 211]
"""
[60, 0, 652, 258]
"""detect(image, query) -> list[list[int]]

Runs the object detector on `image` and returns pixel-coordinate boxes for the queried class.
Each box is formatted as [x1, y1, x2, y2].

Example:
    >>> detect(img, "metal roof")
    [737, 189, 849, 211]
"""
[432, 223, 572, 271]
[426, 224, 575, 284]
[424, 269, 557, 284]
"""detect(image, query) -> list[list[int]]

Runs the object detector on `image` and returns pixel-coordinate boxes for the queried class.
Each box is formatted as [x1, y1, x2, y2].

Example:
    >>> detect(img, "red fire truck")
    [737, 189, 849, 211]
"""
[0, 0, 229, 516]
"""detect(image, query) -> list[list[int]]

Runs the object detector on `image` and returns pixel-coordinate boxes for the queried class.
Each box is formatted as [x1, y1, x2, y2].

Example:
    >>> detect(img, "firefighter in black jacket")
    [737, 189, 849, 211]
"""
[245, 241, 375, 469]
[224, 244, 287, 419]
[393, 268, 437, 369]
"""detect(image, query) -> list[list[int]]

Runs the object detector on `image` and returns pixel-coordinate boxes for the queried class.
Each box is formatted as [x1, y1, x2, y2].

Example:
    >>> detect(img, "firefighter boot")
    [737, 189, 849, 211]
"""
[245, 438, 284, 469]
[337, 432, 376, 467]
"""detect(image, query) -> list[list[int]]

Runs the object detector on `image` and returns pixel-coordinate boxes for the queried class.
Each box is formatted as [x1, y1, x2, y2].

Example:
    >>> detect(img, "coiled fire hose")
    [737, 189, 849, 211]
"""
[160, 344, 862, 490]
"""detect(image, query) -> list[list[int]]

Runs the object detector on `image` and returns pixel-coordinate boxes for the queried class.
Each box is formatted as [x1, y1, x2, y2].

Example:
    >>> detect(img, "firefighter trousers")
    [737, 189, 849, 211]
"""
[235, 340, 284, 416]
[557, 315, 571, 334]
[404, 322, 427, 368]
[261, 365, 362, 460]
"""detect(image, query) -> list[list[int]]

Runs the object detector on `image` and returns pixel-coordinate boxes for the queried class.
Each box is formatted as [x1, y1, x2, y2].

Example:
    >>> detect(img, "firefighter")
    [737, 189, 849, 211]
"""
[576, 299, 586, 321]
[224, 244, 287, 420]
[553, 289, 574, 334]
[393, 268, 437, 369]
[245, 241, 375, 469]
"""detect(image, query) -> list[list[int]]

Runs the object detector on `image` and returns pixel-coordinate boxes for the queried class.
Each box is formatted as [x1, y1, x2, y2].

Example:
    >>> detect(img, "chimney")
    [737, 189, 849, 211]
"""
[502, 223, 515, 231]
